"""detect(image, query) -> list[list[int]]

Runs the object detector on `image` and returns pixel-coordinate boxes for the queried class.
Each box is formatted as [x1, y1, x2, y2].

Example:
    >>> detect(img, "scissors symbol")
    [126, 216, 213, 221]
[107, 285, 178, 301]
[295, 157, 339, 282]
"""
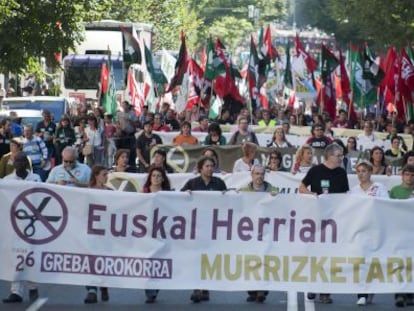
[15, 197, 62, 237]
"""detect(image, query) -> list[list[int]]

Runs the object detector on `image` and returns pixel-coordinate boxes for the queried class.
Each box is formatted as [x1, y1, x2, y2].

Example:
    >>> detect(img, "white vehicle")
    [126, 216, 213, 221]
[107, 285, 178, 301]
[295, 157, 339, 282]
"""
[1, 96, 70, 122]
[61, 20, 154, 106]
[0, 109, 43, 129]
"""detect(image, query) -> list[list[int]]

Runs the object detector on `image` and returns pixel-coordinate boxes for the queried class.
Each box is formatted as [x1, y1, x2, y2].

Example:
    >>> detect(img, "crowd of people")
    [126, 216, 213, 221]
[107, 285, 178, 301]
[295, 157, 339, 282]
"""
[1, 99, 414, 307]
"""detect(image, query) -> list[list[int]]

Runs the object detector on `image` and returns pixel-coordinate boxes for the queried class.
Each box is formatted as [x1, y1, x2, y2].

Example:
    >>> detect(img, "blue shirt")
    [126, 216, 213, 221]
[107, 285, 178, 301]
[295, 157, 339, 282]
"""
[47, 162, 91, 186]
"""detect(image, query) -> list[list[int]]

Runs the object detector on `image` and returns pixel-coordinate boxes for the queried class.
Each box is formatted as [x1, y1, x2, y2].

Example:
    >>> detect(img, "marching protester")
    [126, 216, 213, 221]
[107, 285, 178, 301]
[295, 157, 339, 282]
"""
[0, 137, 26, 178]
[233, 142, 259, 172]
[266, 149, 286, 172]
[2, 151, 41, 304]
[111, 148, 137, 173]
[239, 164, 278, 303]
[151, 149, 174, 173]
[203, 122, 227, 145]
[350, 160, 388, 306]
[267, 127, 292, 148]
[390, 164, 414, 307]
[291, 144, 314, 175]
[172, 121, 199, 146]
[136, 121, 163, 173]
[228, 116, 259, 145]
[369, 146, 392, 176]
[201, 147, 223, 173]
[83, 165, 112, 304]
[181, 156, 227, 303]
[84, 114, 104, 167]
[299, 143, 349, 304]
[46, 146, 91, 187]
[305, 124, 332, 150]
[22, 124, 49, 182]
[141, 166, 172, 303]
[54, 114, 76, 165]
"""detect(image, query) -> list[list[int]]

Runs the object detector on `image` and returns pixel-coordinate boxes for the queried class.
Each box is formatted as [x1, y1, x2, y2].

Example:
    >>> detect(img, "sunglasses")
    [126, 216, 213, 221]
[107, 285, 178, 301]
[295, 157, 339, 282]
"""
[63, 160, 75, 164]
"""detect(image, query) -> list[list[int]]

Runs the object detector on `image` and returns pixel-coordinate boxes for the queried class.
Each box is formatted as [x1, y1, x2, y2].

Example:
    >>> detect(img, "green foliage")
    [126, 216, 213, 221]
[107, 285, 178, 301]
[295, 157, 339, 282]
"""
[295, 0, 414, 49]
[0, 0, 112, 73]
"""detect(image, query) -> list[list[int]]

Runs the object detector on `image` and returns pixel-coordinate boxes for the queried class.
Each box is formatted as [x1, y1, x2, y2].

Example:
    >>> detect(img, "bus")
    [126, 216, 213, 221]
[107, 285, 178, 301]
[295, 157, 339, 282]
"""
[61, 20, 154, 107]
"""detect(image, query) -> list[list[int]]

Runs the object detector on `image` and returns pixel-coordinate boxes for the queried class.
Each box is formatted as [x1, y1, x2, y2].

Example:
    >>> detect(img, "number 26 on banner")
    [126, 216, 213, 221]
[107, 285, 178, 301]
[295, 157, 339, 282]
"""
[16, 251, 35, 271]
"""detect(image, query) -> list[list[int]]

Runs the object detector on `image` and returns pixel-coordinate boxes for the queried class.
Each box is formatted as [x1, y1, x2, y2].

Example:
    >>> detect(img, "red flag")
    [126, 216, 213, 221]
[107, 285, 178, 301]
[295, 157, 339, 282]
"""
[127, 69, 144, 115]
[262, 25, 279, 60]
[400, 49, 414, 94]
[295, 34, 318, 72]
[186, 58, 205, 110]
[339, 50, 356, 121]
[381, 47, 398, 106]
[167, 31, 189, 92]
[100, 62, 109, 95]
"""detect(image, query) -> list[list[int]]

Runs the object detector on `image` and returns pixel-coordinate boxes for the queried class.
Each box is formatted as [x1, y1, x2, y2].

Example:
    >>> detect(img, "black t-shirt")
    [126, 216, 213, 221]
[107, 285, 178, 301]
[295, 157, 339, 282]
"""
[181, 176, 227, 191]
[302, 164, 349, 195]
[136, 133, 162, 163]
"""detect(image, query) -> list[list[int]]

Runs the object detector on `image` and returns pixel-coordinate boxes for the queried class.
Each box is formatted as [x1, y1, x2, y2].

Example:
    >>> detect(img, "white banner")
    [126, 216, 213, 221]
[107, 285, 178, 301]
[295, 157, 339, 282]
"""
[107, 171, 402, 194]
[1, 180, 413, 293]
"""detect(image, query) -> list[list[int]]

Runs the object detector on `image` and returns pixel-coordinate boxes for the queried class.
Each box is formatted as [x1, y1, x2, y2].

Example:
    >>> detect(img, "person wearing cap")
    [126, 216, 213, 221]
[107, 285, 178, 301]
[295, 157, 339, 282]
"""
[2, 151, 40, 304]
[349, 160, 388, 306]
[136, 121, 163, 173]
[54, 115, 76, 165]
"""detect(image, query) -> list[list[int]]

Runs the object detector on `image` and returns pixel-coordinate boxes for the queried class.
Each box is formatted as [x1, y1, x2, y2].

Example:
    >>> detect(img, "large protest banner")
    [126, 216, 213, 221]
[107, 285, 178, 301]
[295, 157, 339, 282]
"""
[1, 180, 414, 293]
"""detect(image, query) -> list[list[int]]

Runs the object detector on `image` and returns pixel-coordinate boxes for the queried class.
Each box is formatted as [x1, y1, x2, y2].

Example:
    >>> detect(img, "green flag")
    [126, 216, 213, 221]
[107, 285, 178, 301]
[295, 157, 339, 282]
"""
[102, 56, 117, 115]
[362, 45, 384, 86]
[144, 43, 168, 84]
[350, 47, 376, 108]
[204, 36, 226, 80]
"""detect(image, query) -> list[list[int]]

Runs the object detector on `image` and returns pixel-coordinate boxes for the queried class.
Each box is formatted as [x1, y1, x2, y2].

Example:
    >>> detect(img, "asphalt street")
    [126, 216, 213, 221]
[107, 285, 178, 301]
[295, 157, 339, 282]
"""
[0, 281, 406, 311]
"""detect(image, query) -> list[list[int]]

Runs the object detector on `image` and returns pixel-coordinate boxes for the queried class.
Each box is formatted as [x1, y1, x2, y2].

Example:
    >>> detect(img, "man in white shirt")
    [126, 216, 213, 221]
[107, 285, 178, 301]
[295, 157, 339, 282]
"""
[3, 152, 40, 304]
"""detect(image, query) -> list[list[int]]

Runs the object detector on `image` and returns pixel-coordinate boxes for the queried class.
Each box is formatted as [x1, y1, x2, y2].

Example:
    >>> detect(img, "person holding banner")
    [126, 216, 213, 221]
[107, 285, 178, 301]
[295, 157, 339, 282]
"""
[350, 160, 388, 306]
[239, 164, 277, 303]
[299, 143, 349, 304]
[390, 164, 414, 307]
[2, 152, 41, 304]
[181, 156, 227, 303]
[142, 166, 172, 303]
[291, 144, 314, 175]
[233, 142, 259, 172]
[84, 165, 111, 304]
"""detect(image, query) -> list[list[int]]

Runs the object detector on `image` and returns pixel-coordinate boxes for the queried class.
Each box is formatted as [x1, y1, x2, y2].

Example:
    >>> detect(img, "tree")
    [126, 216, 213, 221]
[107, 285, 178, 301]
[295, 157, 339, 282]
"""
[0, 0, 112, 73]
[294, 0, 414, 49]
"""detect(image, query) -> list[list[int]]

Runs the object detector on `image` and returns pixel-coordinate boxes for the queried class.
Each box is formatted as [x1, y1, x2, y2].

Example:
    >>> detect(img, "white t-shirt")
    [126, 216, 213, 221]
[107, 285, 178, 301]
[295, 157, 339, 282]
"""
[4, 170, 41, 182]
[233, 158, 260, 172]
[350, 182, 389, 198]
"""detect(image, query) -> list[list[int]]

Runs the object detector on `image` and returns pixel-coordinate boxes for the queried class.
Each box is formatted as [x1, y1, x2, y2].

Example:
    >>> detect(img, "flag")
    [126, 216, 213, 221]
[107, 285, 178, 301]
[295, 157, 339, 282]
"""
[350, 45, 376, 108]
[120, 26, 142, 64]
[100, 62, 109, 95]
[400, 48, 414, 94]
[200, 45, 207, 72]
[339, 50, 356, 121]
[362, 44, 384, 86]
[283, 43, 293, 89]
[144, 43, 167, 86]
[321, 44, 339, 85]
[127, 68, 144, 115]
[295, 34, 318, 72]
[260, 25, 278, 61]
[381, 46, 398, 106]
[248, 35, 259, 106]
[167, 31, 188, 92]
[204, 36, 226, 80]
[208, 96, 222, 120]
[102, 56, 117, 115]
[186, 57, 205, 110]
